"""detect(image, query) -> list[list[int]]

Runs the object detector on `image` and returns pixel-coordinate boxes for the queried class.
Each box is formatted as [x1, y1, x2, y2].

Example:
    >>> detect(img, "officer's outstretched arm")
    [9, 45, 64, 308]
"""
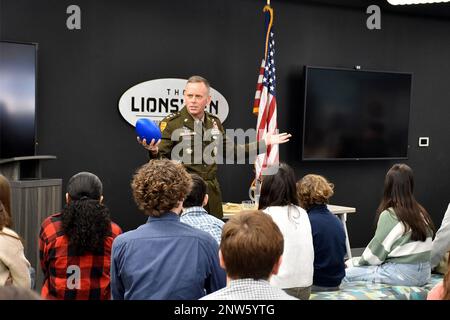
[220, 127, 291, 163]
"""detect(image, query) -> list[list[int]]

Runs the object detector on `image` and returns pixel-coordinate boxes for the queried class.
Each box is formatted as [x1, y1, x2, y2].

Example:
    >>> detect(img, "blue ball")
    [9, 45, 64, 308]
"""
[135, 118, 162, 143]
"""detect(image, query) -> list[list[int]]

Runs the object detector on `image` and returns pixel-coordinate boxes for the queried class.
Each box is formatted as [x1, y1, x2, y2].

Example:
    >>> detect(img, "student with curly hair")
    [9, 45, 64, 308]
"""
[0, 200, 31, 288]
[297, 174, 346, 291]
[343, 163, 434, 286]
[39, 172, 122, 299]
[111, 159, 226, 300]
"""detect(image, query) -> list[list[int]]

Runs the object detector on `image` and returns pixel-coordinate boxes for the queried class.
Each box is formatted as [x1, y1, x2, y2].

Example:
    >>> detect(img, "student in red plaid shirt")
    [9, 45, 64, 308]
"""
[39, 172, 122, 300]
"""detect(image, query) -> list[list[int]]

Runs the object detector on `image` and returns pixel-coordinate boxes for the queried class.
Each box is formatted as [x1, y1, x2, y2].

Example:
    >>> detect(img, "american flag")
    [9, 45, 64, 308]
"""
[253, 5, 278, 180]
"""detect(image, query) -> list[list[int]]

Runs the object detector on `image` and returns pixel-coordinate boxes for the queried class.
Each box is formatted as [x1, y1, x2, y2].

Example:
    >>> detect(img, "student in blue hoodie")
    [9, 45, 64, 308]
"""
[297, 174, 346, 291]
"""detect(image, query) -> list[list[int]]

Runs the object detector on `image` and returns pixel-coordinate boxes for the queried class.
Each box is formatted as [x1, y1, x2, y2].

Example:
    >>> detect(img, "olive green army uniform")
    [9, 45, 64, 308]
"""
[150, 106, 264, 219]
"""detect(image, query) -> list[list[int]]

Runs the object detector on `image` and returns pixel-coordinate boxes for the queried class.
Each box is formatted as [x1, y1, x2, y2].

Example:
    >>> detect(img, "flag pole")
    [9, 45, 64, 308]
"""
[254, 0, 272, 206]
[255, 175, 261, 207]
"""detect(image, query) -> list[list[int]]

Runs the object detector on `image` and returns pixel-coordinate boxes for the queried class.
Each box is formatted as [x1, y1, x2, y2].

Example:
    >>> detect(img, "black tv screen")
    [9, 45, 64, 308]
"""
[302, 66, 412, 160]
[0, 41, 37, 159]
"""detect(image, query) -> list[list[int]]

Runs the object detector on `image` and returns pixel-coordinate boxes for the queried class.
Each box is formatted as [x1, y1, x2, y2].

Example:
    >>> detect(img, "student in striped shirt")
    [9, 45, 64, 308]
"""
[180, 174, 224, 245]
[344, 163, 435, 286]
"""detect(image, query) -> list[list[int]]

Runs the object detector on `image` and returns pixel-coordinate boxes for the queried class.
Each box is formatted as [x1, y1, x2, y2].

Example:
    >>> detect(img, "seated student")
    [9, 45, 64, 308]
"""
[201, 210, 297, 300]
[0, 174, 13, 229]
[181, 174, 224, 245]
[111, 159, 226, 300]
[258, 163, 314, 299]
[427, 254, 450, 300]
[0, 201, 31, 288]
[1, 175, 35, 289]
[431, 203, 450, 274]
[344, 164, 434, 286]
[297, 174, 346, 291]
[39, 172, 122, 300]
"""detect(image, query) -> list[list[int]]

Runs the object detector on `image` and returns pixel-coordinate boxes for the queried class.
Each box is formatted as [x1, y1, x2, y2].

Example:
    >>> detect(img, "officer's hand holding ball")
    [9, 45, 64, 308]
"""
[136, 118, 161, 154]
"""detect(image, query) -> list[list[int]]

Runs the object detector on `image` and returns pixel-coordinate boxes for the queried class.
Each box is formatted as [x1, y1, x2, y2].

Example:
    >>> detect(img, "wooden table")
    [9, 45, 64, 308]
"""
[222, 203, 356, 259]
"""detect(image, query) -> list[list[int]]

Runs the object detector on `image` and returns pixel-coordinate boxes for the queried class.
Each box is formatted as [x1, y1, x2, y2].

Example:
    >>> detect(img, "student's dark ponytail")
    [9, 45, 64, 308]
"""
[62, 172, 111, 255]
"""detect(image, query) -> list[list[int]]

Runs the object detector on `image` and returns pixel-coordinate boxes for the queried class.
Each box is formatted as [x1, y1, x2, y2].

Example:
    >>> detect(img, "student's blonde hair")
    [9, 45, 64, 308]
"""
[296, 174, 334, 210]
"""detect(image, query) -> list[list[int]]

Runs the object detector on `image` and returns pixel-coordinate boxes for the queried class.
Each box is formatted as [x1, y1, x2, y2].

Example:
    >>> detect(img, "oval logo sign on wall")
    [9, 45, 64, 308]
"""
[118, 78, 229, 126]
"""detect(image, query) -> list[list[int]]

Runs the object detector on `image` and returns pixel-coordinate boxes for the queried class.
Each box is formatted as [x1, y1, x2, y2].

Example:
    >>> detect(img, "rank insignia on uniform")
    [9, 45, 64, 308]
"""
[160, 121, 167, 132]
[180, 127, 196, 136]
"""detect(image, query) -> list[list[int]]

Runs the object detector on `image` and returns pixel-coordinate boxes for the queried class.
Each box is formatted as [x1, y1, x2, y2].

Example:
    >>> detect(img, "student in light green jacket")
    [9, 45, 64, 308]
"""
[343, 163, 435, 286]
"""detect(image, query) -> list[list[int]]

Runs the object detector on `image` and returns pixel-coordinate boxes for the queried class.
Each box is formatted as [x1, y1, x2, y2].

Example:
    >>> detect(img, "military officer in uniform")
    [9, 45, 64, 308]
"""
[138, 75, 291, 218]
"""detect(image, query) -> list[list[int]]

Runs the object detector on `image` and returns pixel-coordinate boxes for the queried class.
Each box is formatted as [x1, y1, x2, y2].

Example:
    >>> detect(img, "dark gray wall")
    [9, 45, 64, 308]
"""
[1, 0, 449, 248]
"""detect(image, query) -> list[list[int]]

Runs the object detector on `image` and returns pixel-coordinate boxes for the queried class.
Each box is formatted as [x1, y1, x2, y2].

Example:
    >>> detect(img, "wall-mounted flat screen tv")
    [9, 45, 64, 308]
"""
[302, 66, 412, 160]
[0, 41, 37, 159]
